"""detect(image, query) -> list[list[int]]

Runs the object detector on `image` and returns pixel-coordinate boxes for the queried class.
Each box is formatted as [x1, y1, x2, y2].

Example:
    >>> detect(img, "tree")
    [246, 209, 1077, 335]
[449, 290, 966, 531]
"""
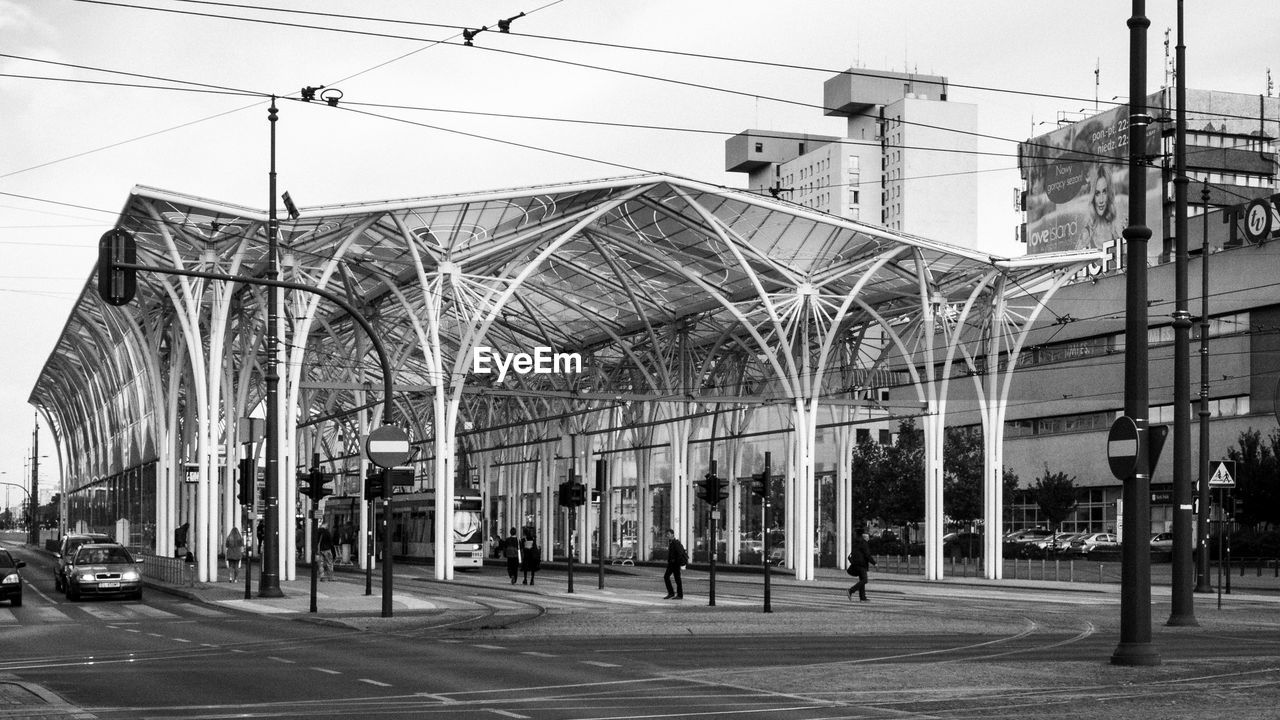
[879, 419, 925, 545]
[943, 426, 984, 528]
[849, 435, 886, 528]
[1032, 464, 1078, 543]
[1226, 428, 1280, 529]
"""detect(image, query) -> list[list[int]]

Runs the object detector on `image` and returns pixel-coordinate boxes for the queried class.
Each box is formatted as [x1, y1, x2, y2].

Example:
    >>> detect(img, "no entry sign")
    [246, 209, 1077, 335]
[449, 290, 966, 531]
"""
[1107, 416, 1142, 480]
[365, 425, 411, 468]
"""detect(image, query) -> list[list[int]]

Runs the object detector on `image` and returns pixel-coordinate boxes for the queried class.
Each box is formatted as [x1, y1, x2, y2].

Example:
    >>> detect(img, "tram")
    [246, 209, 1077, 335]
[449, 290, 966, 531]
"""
[322, 488, 485, 568]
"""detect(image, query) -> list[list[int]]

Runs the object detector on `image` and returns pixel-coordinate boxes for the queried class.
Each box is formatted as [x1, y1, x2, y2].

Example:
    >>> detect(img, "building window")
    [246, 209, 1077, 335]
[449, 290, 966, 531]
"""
[755, 142, 764, 152]
[799, 142, 806, 154]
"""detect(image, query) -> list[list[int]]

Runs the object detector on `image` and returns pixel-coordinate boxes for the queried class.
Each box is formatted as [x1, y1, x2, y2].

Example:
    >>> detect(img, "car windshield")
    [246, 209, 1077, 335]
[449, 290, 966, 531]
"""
[76, 547, 132, 564]
[0, 552, 13, 568]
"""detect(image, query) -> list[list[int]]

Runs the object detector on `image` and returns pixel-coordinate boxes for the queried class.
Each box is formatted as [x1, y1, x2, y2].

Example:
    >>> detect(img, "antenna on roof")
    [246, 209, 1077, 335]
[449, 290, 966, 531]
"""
[1095, 58, 1101, 111]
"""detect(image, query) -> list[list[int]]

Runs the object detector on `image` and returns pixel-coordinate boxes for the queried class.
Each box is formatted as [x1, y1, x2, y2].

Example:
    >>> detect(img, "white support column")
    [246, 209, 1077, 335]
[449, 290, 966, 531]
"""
[836, 416, 853, 571]
[922, 412, 945, 580]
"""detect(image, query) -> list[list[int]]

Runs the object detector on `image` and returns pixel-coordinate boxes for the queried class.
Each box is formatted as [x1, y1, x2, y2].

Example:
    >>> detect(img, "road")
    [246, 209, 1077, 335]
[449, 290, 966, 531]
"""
[4, 539, 1280, 719]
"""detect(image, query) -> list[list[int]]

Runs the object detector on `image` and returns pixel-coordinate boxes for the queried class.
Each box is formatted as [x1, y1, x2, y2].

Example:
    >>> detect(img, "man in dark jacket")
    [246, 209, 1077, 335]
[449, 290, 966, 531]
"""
[847, 527, 877, 602]
[663, 528, 686, 600]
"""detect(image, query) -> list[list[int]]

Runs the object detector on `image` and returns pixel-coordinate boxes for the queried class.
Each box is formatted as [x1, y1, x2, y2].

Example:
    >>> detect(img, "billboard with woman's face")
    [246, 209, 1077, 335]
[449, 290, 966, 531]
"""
[1021, 103, 1162, 266]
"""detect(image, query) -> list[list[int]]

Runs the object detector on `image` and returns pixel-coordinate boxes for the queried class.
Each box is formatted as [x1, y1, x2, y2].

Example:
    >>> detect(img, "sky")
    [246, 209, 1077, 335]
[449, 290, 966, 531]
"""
[2, 0, 1278, 507]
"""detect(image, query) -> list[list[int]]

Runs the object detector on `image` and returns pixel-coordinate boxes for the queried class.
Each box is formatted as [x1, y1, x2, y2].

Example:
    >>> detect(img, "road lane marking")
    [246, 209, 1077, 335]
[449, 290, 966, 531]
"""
[488, 711, 529, 719]
[521, 652, 556, 657]
[580, 660, 620, 668]
[473, 644, 506, 650]
[311, 667, 341, 675]
[268, 656, 296, 664]
[358, 679, 391, 687]
[172, 638, 192, 643]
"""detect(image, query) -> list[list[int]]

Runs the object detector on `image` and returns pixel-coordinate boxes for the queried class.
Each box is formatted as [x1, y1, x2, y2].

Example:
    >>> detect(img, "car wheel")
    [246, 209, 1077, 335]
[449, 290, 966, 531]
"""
[67, 586, 80, 602]
[132, 590, 143, 602]
[11, 593, 21, 607]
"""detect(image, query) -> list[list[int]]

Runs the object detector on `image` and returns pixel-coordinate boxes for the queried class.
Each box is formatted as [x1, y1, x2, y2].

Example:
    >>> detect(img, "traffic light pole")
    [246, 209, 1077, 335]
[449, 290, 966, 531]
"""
[567, 505, 576, 594]
[108, 260, 397, 608]
[707, 461, 717, 607]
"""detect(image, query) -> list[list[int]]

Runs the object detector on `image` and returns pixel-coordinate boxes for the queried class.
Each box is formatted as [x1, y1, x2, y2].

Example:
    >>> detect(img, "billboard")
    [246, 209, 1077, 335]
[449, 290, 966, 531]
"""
[1021, 102, 1163, 266]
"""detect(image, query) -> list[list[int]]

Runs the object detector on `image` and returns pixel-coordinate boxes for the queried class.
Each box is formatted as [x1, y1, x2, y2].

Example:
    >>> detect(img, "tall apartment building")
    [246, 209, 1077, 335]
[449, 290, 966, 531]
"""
[726, 68, 979, 249]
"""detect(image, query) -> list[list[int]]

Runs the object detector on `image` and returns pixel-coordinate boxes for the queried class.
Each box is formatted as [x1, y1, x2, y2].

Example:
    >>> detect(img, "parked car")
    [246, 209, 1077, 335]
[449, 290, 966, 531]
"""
[0, 549, 26, 606]
[64, 543, 144, 602]
[1150, 532, 1174, 552]
[1021, 532, 1080, 558]
[943, 531, 984, 558]
[1071, 532, 1119, 557]
[54, 532, 113, 593]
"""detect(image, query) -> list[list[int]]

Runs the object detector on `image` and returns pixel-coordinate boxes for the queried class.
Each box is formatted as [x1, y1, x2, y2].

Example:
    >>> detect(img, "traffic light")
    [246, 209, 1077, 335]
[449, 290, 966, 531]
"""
[237, 458, 253, 506]
[364, 469, 384, 501]
[97, 228, 137, 306]
[750, 472, 768, 499]
[751, 452, 772, 500]
[712, 477, 729, 504]
[299, 467, 332, 502]
[558, 480, 587, 507]
[698, 473, 727, 504]
[593, 459, 605, 504]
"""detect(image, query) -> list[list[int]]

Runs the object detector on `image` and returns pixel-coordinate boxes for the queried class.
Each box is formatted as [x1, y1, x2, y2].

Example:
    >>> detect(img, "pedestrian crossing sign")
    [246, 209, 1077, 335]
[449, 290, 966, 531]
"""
[1208, 460, 1236, 487]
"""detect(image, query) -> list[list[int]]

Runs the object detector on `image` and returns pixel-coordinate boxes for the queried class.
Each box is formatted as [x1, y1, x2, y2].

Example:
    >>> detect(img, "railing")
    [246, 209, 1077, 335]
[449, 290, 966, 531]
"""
[141, 553, 197, 586]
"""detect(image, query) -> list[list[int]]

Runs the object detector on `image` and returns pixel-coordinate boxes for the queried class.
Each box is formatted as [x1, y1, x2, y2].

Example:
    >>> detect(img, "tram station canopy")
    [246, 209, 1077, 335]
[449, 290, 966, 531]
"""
[32, 173, 1099, 583]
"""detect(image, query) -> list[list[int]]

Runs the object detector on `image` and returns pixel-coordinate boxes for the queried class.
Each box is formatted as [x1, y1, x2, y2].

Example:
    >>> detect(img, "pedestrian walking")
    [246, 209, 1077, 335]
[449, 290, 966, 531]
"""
[502, 527, 521, 584]
[224, 526, 244, 582]
[520, 527, 541, 585]
[315, 523, 336, 581]
[663, 528, 687, 600]
[847, 527, 877, 602]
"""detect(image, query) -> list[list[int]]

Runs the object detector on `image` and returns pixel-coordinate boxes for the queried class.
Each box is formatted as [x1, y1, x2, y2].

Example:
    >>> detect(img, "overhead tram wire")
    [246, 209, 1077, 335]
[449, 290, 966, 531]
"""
[67, 0, 1135, 166]
[72, 1, 1278, 172]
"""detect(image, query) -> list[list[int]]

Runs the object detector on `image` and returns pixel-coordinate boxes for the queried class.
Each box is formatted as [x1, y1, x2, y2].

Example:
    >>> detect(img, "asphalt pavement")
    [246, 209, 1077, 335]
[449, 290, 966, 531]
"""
[7, 547, 1280, 719]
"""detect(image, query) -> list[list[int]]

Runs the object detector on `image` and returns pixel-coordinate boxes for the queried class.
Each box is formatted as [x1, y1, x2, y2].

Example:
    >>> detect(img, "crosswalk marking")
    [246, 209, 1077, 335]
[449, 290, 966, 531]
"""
[32, 606, 72, 623]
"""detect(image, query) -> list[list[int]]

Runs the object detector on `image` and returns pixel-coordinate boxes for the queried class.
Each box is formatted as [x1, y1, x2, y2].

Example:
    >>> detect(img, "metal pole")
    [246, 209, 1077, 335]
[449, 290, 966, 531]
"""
[258, 97, 284, 599]
[365, 499, 373, 596]
[762, 500, 772, 613]
[597, 458, 605, 590]
[1167, 0, 1197, 627]
[1112, 0, 1161, 666]
[567, 505, 575, 594]
[1195, 181, 1213, 593]
[308, 505, 318, 613]
[29, 417, 38, 546]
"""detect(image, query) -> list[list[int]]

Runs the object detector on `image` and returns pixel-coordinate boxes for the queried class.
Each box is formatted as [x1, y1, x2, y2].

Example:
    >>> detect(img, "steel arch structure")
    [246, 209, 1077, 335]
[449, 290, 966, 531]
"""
[31, 174, 1100, 583]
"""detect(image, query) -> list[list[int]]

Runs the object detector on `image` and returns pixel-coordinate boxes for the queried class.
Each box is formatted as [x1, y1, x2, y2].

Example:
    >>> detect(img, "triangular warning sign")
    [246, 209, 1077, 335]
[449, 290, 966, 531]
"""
[1209, 461, 1235, 487]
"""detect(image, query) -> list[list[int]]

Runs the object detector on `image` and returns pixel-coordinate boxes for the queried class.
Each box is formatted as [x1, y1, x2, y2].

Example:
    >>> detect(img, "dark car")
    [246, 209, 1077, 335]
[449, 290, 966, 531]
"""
[64, 543, 144, 601]
[0, 549, 26, 606]
[943, 532, 984, 558]
[55, 532, 113, 592]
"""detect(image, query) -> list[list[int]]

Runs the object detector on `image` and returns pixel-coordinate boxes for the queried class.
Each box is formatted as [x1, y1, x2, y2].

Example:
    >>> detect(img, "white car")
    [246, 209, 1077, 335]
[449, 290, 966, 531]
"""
[1071, 532, 1119, 556]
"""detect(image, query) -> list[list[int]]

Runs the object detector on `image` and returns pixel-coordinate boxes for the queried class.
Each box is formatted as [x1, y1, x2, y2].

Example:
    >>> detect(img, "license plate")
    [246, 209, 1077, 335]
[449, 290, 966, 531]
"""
[99, 582, 121, 589]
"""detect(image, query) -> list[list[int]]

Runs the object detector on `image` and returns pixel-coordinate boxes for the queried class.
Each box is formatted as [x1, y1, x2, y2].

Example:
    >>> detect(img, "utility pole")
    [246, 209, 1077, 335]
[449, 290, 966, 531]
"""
[1112, 0, 1161, 666]
[1167, 0, 1197, 627]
